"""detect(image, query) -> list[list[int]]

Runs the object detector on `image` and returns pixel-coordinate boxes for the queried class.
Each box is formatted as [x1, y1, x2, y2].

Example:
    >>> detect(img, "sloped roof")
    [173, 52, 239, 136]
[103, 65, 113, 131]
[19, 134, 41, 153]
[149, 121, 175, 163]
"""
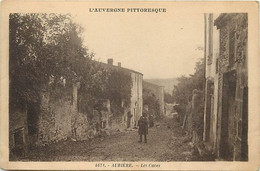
[93, 60, 143, 75]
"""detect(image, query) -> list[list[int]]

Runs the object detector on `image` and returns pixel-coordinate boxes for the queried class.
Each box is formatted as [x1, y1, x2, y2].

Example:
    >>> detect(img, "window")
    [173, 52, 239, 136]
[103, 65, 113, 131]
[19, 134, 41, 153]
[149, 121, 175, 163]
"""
[13, 128, 24, 149]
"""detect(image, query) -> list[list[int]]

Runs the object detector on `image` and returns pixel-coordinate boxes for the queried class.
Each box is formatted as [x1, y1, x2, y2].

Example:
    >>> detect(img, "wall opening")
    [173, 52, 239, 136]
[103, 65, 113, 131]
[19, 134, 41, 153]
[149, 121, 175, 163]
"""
[205, 80, 214, 142]
[13, 128, 25, 156]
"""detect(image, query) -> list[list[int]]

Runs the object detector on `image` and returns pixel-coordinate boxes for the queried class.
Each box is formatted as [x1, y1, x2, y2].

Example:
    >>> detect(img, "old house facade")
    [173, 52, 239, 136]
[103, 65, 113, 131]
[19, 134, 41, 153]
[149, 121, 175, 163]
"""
[204, 13, 248, 161]
[130, 71, 143, 127]
[100, 58, 143, 129]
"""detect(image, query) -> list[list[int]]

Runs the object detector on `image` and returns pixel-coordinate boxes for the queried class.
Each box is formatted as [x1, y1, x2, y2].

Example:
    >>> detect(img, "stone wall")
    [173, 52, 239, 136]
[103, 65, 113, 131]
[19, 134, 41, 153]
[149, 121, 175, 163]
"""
[37, 83, 92, 145]
[74, 112, 91, 140]
[109, 114, 126, 131]
[11, 70, 143, 149]
[37, 92, 73, 145]
[215, 13, 248, 161]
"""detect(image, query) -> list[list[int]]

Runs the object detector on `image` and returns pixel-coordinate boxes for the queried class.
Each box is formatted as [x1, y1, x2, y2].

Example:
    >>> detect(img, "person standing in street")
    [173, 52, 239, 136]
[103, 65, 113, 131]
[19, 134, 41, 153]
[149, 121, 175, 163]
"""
[138, 112, 148, 143]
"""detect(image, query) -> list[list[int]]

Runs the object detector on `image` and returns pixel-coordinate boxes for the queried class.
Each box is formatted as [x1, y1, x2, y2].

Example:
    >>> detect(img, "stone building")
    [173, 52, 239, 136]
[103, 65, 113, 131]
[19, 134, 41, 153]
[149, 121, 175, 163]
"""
[99, 58, 143, 129]
[130, 70, 143, 128]
[143, 81, 165, 116]
[204, 13, 248, 161]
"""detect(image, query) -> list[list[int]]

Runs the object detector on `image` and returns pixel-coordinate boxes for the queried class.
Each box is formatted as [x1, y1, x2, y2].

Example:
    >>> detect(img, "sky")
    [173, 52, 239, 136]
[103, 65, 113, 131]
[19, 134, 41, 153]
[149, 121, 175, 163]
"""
[73, 10, 204, 79]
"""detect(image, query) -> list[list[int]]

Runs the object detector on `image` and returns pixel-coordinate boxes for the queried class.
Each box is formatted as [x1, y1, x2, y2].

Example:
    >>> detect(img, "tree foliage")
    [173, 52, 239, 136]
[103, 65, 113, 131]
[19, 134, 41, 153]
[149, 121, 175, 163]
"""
[10, 13, 46, 106]
[164, 92, 174, 104]
[10, 13, 92, 106]
[107, 70, 132, 107]
[172, 58, 204, 105]
[77, 63, 133, 116]
[10, 13, 132, 115]
[143, 89, 161, 119]
[171, 58, 204, 125]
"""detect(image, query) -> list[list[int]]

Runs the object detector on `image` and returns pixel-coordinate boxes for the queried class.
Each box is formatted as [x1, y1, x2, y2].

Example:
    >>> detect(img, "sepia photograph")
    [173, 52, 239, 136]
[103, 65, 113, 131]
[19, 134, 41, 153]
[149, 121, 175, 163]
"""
[0, 1, 259, 170]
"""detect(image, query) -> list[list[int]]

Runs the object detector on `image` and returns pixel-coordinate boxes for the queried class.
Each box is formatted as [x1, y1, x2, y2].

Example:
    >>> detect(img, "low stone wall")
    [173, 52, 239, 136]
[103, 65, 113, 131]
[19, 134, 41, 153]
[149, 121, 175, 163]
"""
[109, 115, 125, 131]
[37, 91, 129, 146]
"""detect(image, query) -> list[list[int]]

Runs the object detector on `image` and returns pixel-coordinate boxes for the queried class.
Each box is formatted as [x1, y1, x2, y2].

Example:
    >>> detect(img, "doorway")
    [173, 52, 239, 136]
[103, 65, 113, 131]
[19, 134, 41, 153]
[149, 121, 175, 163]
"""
[241, 86, 248, 161]
[220, 70, 236, 160]
[13, 127, 25, 156]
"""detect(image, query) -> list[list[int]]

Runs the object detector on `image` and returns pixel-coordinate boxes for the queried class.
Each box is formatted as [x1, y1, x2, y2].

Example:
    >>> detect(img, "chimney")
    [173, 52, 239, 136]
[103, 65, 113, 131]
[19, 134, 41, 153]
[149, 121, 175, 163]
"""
[107, 58, 113, 66]
[118, 62, 121, 67]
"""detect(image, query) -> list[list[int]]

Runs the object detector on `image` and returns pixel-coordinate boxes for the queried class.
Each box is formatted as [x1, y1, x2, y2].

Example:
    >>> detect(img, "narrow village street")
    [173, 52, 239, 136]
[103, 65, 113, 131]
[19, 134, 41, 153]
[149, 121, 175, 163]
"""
[20, 116, 200, 161]
[7, 12, 250, 168]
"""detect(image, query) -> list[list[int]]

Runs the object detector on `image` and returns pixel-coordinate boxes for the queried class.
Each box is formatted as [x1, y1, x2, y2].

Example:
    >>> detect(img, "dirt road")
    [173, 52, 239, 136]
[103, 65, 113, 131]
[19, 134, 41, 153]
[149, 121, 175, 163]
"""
[19, 116, 199, 161]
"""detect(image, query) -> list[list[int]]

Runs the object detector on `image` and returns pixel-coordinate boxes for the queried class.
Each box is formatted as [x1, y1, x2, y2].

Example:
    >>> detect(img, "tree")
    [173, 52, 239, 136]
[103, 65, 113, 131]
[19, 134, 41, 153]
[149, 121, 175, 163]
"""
[10, 13, 47, 107]
[106, 70, 132, 108]
[10, 13, 133, 120]
[191, 58, 204, 91]
[171, 58, 204, 121]
[77, 63, 133, 116]
[172, 58, 204, 105]
[143, 89, 161, 119]
[172, 76, 193, 105]
[164, 92, 174, 104]
[9, 13, 92, 108]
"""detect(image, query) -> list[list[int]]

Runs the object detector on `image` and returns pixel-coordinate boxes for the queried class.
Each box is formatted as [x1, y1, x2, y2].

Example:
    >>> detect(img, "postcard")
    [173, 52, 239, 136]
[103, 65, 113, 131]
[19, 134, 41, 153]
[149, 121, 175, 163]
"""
[0, 1, 259, 170]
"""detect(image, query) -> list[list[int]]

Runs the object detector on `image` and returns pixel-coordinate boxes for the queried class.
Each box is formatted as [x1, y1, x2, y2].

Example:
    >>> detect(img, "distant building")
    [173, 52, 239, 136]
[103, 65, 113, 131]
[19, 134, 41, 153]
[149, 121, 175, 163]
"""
[143, 81, 165, 116]
[204, 13, 248, 161]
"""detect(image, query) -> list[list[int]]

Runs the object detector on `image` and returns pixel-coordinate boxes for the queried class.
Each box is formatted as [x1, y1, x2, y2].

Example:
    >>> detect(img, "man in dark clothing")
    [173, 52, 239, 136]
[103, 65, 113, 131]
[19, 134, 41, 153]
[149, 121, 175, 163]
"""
[137, 113, 148, 143]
